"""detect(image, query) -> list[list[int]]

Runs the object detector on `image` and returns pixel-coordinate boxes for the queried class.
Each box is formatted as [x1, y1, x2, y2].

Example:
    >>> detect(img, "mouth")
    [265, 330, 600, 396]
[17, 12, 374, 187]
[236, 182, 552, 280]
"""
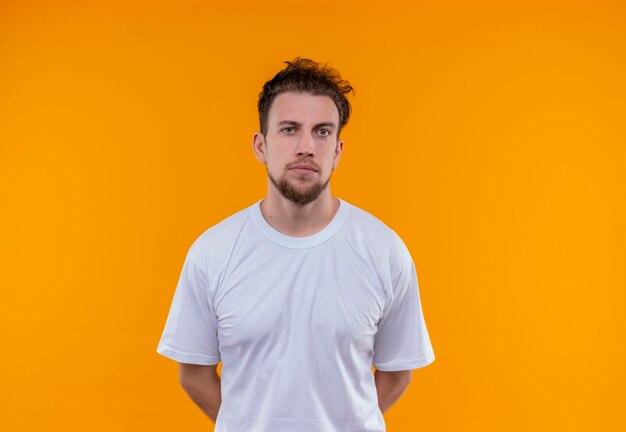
[289, 164, 318, 172]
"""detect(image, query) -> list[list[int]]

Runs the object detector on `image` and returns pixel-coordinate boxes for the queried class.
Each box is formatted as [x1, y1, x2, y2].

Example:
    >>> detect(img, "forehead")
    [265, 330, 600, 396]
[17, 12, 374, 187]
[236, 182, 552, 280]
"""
[268, 92, 339, 126]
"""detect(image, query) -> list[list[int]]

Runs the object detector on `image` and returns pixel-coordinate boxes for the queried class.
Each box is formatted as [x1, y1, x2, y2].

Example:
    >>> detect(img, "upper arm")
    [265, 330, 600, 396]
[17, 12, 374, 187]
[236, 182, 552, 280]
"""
[375, 369, 413, 385]
[372, 242, 435, 371]
[157, 252, 221, 366]
[178, 362, 220, 389]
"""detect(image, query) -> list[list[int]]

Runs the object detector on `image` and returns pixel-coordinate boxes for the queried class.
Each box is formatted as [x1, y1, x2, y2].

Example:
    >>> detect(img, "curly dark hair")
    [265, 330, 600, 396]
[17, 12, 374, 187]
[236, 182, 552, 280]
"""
[257, 57, 355, 139]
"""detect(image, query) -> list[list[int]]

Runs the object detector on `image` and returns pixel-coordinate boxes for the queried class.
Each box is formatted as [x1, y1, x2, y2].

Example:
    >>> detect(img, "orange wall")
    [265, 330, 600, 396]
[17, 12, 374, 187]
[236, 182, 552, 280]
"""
[1, 0, 624, 430]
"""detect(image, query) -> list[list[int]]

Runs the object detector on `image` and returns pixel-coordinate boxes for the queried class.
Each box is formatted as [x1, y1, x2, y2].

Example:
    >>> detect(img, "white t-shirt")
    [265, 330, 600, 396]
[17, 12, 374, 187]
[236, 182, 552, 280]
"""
[157, 198, 435, 432]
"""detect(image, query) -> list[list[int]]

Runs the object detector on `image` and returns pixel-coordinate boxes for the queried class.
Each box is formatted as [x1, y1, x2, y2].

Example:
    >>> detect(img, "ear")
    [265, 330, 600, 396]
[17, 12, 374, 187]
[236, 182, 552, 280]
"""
[252, 132, 267, 164]
[332, 139, 344, 170]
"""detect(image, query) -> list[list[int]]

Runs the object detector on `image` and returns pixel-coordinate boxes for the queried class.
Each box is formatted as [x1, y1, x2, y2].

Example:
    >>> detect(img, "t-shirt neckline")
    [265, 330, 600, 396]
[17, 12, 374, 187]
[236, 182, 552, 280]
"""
[249, 198, 351, 249]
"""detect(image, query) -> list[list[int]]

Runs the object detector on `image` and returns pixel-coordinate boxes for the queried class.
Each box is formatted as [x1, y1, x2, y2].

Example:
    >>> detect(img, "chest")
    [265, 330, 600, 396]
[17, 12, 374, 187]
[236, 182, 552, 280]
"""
[212, 246, 388, 356]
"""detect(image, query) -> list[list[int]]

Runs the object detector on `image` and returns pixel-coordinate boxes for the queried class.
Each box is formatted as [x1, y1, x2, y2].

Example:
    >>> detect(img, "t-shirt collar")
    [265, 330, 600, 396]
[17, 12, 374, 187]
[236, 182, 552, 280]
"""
[249, 198, 351, 249]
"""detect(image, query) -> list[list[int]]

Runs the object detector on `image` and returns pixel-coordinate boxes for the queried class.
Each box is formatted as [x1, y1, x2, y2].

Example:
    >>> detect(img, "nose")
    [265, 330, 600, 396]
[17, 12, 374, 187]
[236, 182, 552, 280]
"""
[295, 133, 315, 157]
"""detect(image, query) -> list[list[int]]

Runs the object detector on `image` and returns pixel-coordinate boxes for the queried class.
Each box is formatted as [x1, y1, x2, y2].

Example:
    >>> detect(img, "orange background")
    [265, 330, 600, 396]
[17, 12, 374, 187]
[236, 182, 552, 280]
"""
[1, 0, 625, 431]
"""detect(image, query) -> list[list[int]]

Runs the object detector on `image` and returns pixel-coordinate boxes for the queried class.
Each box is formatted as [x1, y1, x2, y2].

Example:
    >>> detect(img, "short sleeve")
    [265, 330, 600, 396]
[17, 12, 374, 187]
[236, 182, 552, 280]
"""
[156, 252, 220, 365]
[373, 252, 435, 371]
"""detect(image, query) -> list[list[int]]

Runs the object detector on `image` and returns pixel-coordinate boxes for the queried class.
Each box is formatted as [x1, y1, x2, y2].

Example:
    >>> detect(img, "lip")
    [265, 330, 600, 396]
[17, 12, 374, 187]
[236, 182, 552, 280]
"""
[289, 165, 317, 172]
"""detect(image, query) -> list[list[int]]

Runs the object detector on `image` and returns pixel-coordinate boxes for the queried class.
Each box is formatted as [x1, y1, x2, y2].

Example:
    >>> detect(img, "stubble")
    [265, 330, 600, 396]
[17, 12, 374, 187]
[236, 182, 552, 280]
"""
[267, 167, 331, 206]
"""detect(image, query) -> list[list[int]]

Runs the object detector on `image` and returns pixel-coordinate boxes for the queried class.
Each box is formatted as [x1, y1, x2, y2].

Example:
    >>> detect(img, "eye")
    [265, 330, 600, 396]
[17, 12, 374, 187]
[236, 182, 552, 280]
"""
[281, 127, 295, 134]
[318, 128, 331, 137]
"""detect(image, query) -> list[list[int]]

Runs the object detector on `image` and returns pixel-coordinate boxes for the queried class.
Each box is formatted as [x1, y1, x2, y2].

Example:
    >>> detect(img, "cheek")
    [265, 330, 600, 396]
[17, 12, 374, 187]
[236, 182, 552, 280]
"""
[326, 150, 339, 166]
[265, 154, 287, 173]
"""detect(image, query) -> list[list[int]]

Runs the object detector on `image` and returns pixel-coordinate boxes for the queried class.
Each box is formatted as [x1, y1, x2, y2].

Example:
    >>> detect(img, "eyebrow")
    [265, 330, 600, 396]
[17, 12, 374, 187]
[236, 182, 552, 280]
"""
[277, 120, 337, 130]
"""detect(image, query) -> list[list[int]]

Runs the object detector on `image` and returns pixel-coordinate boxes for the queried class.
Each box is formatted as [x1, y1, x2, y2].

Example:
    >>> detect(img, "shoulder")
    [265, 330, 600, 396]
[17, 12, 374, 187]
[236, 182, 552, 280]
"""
[185, 202, 254, 267]
[343, 200, 409, 250]
[341, 200, 413, 271]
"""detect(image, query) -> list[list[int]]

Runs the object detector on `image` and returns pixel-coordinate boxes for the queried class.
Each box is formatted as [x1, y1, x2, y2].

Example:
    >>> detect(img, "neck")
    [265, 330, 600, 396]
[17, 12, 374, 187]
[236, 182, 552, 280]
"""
[260, 185, 340, 237]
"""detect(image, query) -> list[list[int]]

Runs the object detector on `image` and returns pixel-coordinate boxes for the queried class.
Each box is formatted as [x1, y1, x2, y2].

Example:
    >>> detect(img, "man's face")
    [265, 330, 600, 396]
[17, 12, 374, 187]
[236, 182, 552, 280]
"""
[253, 91, 344, 205]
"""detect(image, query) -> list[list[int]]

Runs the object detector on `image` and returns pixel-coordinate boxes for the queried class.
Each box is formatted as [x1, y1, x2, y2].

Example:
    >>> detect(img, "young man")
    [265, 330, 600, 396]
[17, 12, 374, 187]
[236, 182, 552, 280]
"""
[157, 58, 435, 431]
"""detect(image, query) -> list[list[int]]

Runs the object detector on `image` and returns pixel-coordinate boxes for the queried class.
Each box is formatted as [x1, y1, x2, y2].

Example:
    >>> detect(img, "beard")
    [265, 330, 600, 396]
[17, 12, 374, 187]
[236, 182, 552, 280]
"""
[267, 167, 331, 206]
